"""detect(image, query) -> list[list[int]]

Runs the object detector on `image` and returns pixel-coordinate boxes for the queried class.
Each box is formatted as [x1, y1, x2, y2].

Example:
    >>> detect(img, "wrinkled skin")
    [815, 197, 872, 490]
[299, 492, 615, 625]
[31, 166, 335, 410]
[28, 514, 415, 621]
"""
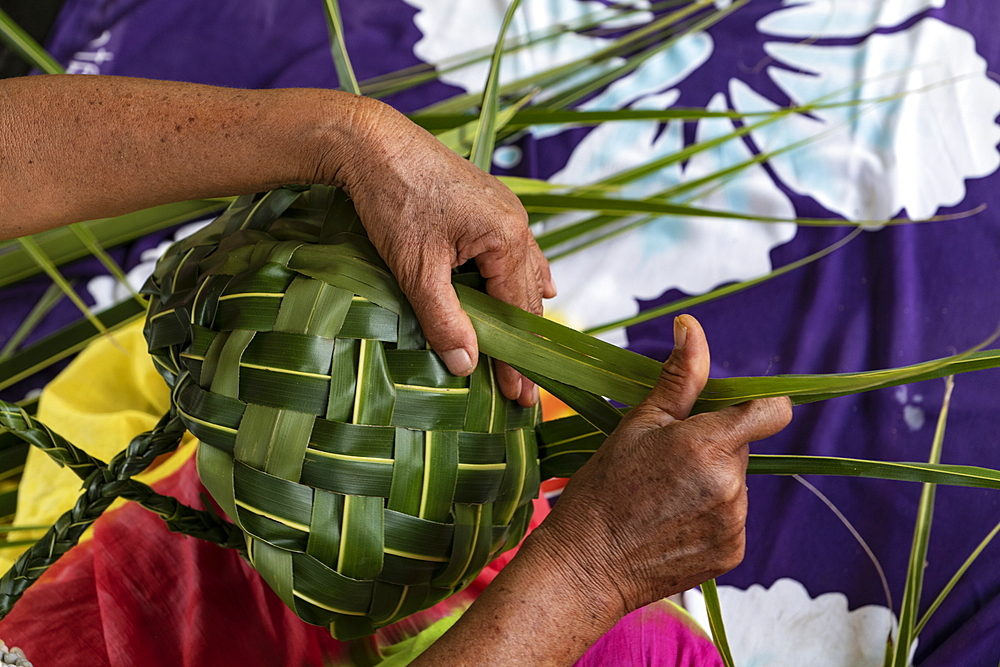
[1, 76, 793, 665]
[0, 75, 552, 404]
[328, 100, 556, 405]
[411, 315, 792, 666]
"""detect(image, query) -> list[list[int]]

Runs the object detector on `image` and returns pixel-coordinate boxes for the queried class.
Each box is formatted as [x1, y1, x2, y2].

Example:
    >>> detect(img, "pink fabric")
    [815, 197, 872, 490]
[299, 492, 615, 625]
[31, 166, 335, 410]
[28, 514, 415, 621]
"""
[574, 601, 724, 667]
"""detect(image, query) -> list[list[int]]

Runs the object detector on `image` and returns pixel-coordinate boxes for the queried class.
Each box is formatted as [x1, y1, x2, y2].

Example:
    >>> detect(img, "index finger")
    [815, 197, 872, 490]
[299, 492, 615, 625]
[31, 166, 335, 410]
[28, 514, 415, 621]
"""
[476, 232, 549, 407]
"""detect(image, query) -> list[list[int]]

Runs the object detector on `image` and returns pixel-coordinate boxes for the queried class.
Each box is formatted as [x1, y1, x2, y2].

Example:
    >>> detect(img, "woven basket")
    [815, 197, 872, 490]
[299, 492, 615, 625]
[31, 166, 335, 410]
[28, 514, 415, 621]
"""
[144, 185, 541, 639]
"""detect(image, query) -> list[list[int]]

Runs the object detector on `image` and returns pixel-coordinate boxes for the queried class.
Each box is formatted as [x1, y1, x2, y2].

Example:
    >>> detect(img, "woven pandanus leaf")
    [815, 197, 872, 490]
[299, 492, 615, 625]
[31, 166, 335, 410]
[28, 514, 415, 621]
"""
[143, 185, 541, 639]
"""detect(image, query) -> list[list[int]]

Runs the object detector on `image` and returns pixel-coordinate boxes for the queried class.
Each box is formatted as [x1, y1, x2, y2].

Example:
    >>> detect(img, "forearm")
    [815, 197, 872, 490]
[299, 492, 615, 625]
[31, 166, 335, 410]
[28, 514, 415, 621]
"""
[0, 74, 381, 239]
[410, 525, 626, 667]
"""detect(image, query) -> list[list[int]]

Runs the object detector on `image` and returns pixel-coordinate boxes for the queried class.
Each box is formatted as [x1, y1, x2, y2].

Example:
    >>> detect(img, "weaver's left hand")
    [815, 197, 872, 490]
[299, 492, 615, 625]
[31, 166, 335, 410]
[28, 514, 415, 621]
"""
[327, 98, 556, 407]
[0, 77, 554, 406]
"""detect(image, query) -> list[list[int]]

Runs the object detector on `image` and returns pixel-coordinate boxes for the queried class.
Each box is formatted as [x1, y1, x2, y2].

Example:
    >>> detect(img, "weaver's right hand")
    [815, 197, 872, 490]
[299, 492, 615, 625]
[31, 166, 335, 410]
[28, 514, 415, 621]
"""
[529, 314, 793, 616]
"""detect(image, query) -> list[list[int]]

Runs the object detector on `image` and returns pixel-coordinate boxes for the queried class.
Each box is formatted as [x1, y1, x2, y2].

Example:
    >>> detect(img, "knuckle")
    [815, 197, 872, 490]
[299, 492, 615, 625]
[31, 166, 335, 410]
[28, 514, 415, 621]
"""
[526, 288, 544, 316]
[717, 538, 746, 573]
[714, 469, 747, 505]
[746, 396, 793, 428]
[698, 469, 745, 511]
[650, 365, 689, 406]
[767, 396, 794, 428]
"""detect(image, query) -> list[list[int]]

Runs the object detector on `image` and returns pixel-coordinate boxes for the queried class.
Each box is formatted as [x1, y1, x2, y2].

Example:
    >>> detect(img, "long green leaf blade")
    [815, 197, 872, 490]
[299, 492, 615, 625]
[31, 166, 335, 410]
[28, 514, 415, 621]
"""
[0, 200, 228, 290]
[437, 93, 533, 158]
[701, 579, 736, 667]
[746, 455, 1000, 489]
[468, 0, 524, 172]
[521, 192, 943, 228]
[0, 7, 64, 74]
[365, 0, 663, 98]
[913, 518, 1000, 637]
[892, 377, 955, 666]
[459, 278, 1000, 411]
[67, 223, 145, 305]
[538, 413, 1000, 488]
[0, 299, 144, 392]
[413, 107, 779, 131]
[458, 283, 661, 406]
[322, 0, 361, 95]
[695, 340, 1000, 412]
[16, 237, 108, 337]
[0, 281, 65, 362]
[416, 0, 722, 116]
[538, 0, 741, 112]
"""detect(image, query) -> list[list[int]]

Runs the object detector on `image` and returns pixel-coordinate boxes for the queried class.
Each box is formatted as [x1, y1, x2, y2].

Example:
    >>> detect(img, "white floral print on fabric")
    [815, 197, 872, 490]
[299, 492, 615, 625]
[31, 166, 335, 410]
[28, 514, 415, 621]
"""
[405, 0, 1000, 347]
[734, 15, 1000, 221]
[757, 0, 945, 38]
[684, 578, 915, 667]
[405, 0, 798, 344]
[405, 0, 651, 96]
[540, 91, 796, 345]
[87, 219, 212, 311]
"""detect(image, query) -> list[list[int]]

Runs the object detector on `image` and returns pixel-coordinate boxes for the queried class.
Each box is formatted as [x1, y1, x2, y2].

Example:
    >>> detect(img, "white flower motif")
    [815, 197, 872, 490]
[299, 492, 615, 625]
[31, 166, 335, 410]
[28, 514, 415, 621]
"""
[403, 0, 651, 96]
[683, 578, 914, 667]
[403, 2, 1000, 344]
[405, 0, 797, 344]
[87, 218, 212, 311]
[541, 90, 795, 344]
[734, 16, 1000, 221]
[757, 0, 944, 38]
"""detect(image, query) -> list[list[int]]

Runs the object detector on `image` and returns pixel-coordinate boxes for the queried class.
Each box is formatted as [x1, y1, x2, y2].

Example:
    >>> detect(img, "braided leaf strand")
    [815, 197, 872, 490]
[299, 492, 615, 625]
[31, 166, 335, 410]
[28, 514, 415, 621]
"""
[0, 402, 243, 617]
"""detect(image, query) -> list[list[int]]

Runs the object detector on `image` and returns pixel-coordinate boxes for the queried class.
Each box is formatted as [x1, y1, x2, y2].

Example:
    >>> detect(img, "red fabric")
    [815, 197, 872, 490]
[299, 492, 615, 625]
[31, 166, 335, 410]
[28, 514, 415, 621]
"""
[0, 458, 722, 666]
[0, 457, 550, 667]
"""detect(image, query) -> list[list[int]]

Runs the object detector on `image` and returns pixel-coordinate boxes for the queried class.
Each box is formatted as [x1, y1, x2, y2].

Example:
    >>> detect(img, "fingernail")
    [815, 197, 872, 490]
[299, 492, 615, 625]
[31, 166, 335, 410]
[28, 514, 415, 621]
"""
[673, 316, 687, 351]
[441, 348, 475, 376]
[531, 384, 540, 406]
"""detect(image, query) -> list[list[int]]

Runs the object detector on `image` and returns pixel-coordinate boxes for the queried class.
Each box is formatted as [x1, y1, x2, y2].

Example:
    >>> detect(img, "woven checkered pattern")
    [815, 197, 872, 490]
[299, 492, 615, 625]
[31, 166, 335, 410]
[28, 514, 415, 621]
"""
[144, 186, 540, 639]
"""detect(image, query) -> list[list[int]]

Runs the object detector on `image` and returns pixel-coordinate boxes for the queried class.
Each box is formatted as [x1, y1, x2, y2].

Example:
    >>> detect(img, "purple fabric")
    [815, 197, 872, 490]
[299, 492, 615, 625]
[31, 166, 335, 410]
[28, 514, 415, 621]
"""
[0, 226, 179, 402]
[4, 1, 1000, 664]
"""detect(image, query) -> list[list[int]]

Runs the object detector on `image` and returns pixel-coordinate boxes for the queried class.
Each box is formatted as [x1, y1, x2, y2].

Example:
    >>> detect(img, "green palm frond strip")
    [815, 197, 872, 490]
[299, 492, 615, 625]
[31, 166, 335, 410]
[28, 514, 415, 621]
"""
[0, 403, 243, 617]
[142, 187, 540, 640]
[3, 186, 1000, 641]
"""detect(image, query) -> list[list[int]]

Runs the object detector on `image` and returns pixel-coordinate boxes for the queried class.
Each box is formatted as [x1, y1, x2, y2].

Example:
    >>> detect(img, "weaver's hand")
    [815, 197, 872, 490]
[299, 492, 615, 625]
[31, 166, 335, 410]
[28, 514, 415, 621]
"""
[328, 99, 555, 406]
[408, 314, 791, 666]
[530, 314, 792, 614]
[0, 78, 553, 407]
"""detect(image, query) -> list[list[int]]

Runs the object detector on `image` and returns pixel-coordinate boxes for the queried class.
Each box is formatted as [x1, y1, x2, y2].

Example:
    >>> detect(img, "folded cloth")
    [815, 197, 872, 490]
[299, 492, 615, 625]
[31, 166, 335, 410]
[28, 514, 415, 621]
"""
[0, 320, 721, 666]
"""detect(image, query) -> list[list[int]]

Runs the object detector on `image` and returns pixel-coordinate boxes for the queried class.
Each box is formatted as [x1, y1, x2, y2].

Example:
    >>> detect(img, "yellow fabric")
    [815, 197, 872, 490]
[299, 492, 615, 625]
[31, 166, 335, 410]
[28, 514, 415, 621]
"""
[0, 319, 197, 571]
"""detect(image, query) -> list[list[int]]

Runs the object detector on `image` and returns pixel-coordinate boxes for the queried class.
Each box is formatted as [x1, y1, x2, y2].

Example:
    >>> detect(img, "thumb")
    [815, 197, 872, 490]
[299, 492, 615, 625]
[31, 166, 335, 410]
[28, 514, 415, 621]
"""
[630, 314, 711, 427]
[399, 258, 479, 377]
